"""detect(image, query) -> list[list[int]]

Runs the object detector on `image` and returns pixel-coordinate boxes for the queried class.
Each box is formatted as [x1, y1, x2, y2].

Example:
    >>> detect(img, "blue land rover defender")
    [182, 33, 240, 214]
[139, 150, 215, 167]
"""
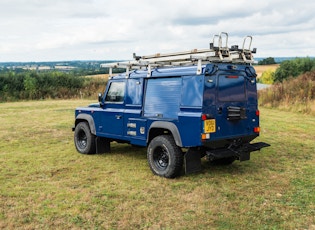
[73, 33, 269, 178]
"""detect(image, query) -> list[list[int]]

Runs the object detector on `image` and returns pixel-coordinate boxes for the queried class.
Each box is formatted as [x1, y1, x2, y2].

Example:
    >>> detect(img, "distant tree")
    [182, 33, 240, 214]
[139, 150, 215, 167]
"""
[23, 73, 38, 99]
[258, 69, 275, 84]
[258, 57, 276, 65]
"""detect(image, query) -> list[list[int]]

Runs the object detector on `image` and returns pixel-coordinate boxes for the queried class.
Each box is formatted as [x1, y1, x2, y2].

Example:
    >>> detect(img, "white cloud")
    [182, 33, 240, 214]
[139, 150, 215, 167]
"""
[0, 0, 314, 61]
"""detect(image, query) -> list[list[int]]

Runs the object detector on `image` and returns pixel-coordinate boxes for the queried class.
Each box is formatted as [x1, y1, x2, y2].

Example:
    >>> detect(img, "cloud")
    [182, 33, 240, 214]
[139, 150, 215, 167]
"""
[0, 0, 314, 61]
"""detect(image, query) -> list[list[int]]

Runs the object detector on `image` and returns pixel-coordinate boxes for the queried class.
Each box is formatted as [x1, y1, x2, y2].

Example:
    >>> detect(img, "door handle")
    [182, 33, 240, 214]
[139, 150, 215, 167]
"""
[115, 115, 122, 119]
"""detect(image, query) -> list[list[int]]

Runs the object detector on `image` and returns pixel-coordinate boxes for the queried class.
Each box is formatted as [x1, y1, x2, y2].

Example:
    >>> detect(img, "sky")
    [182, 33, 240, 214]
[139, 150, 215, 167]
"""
[0, 0, 314, 62]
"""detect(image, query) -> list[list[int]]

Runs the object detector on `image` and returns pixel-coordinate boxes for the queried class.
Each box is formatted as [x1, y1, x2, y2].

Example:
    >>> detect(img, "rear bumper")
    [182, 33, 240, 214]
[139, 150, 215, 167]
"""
[206, 142, 270, 161]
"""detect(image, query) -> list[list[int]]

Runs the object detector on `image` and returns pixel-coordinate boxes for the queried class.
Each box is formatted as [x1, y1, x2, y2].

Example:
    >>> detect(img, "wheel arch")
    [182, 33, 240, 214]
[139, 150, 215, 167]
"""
[148, 121, 182, 147]
[75, 114, 96, 135]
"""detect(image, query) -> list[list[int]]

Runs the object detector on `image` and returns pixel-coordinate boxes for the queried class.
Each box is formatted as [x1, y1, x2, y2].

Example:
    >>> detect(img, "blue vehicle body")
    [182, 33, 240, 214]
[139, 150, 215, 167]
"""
[74, 62, 269, 177]
[75, 63, 260, 147]
[73, 33, 270, 178]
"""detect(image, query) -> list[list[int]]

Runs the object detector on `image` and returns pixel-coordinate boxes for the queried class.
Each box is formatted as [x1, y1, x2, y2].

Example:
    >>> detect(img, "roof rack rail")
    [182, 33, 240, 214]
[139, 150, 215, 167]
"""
[101, 32, 257, 77]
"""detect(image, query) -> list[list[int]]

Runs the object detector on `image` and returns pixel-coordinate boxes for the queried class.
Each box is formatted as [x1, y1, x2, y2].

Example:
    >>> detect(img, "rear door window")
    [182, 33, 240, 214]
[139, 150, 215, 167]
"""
[218, 75, 246, 102]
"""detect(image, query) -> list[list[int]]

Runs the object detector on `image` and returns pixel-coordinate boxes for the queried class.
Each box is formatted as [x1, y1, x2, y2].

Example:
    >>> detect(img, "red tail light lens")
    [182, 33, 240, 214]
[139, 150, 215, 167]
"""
[201, 114, 207, 120]
[256, 110, 260, 116]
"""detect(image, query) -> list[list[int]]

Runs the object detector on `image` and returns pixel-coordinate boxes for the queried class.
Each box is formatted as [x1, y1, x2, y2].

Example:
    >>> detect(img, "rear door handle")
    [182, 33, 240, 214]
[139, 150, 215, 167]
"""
[115, 115, 122, 119]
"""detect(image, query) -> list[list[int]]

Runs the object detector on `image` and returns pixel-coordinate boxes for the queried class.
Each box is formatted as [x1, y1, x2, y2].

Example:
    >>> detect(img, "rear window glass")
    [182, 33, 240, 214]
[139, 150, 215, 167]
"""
[218, 75, 246, 101]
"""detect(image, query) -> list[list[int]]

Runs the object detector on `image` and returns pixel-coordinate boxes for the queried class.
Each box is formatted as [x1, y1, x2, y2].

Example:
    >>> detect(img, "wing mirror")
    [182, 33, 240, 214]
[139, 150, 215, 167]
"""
[98, 93, 104, 106]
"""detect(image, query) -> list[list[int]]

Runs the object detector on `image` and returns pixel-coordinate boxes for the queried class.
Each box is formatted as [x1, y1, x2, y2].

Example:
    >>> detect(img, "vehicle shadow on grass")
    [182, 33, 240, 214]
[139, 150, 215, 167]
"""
[95, 142, 147, 160]
[93, 143, 262, 178]
[199, 157, 263, 177]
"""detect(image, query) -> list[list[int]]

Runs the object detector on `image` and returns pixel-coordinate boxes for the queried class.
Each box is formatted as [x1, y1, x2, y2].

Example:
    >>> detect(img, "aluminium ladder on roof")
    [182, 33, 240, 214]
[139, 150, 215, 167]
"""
[100, 32, 257, 77]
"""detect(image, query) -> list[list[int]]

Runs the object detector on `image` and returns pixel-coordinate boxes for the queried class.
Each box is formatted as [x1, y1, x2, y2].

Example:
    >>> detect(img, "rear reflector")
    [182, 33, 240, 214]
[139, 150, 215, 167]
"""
[226, 75, 239, 79]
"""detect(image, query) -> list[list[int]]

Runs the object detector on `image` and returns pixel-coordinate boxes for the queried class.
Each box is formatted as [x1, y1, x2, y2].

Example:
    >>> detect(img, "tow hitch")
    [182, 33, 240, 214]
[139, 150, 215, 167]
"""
[206, 142, 270, 162]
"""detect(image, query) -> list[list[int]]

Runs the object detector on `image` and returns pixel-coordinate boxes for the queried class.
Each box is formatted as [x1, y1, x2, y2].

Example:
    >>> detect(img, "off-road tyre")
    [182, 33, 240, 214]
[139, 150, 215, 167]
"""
[147, 135, 183, 178]
[74, 122, 96, 154]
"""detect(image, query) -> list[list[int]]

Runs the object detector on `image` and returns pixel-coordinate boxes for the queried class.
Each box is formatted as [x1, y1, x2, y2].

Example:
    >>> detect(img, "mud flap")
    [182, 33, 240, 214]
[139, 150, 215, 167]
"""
[184, 148, 202, 174]
[96, 137, 110, 154]
[239, 151, 250, 161]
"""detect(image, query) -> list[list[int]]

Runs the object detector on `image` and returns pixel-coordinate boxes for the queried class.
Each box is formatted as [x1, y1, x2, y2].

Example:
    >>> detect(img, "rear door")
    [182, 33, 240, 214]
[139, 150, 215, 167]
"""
[214, 70, 251, 139]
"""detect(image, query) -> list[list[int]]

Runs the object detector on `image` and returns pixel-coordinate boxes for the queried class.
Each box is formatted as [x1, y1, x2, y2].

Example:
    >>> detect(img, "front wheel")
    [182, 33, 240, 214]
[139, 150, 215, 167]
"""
[147, 135, 183, 178]
[74, 122, 96, 154]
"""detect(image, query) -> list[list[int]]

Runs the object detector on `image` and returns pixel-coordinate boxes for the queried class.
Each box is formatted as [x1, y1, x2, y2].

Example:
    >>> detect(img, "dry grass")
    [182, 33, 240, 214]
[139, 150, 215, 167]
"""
[84, 74, 109, 79]
[0, 100, 314, 229]
[259, 70, 315, 115]
[254, 64, 279, 78]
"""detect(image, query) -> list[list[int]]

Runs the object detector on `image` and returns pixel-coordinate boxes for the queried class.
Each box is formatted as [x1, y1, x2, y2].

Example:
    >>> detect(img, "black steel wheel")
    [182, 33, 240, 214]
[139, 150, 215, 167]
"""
[147, 135, 183, 178]
[74, 122, 96, 154]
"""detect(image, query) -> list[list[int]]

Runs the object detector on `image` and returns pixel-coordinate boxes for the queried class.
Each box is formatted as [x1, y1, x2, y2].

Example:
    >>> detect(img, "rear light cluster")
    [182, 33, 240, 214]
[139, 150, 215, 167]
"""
[254, 127, 260, 133]
[254, 110, 260, 133]
[201, 133, 210, 140]
[201, 114, 213, 140]
[201, 114, 211, 120]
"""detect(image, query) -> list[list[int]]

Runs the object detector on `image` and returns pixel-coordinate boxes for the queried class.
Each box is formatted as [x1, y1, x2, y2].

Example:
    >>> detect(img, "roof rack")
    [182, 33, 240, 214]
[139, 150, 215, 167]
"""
[101, 32, 257, 77]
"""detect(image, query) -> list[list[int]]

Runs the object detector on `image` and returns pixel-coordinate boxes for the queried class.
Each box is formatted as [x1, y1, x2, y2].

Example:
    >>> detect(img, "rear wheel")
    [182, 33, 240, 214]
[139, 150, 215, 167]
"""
[147, 135, 183, 178]
[74, 122, 96, 154]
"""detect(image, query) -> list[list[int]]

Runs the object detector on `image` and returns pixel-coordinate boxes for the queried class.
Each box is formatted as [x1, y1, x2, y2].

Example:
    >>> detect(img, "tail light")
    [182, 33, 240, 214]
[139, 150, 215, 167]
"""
[256, 110, 260, 116]
[202, 114, 213, 120]
[201, 133, 210, 140]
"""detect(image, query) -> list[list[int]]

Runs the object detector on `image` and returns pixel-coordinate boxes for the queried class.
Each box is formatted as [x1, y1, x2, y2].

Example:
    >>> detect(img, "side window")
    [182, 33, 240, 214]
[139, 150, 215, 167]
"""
[144, 77, 181, 118]
[126, 79, 143, 105]
[105, 81, 125, 103]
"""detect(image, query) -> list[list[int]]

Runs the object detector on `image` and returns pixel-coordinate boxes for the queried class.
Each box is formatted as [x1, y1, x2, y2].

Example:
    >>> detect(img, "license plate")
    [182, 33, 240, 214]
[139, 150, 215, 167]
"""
[204, 119, 216, 133]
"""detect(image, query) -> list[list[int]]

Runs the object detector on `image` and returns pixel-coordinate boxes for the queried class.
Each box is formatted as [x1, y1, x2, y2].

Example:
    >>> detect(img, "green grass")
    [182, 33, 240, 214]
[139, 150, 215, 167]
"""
[0, 100, 314, 229]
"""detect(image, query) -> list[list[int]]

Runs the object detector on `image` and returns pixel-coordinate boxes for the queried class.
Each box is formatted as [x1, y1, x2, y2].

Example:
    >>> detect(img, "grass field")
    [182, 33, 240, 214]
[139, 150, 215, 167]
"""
[0, 100, 314, 229]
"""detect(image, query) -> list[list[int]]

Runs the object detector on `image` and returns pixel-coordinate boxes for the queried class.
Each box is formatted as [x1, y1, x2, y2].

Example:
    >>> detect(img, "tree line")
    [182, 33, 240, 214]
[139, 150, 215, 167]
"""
[0, 70, 106, 102]
[258, 57, 315, 84]
[1, 58, 314, 102]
